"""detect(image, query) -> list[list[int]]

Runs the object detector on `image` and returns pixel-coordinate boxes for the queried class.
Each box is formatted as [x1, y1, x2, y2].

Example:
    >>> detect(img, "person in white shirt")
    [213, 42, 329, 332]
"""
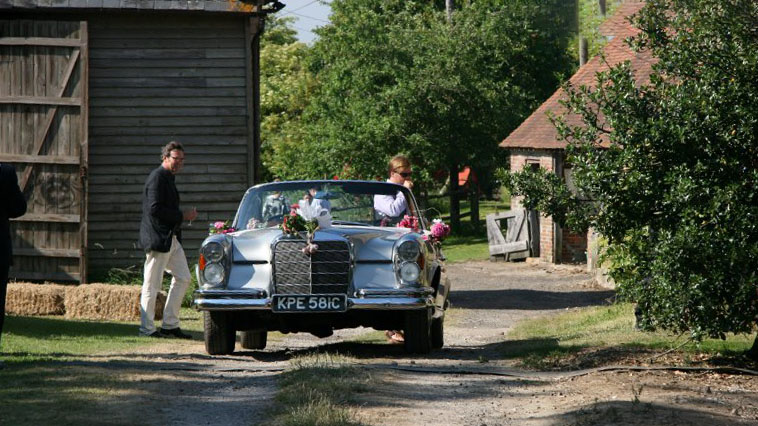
[373, 155, 414, 345]
[374, 155, 413, 222]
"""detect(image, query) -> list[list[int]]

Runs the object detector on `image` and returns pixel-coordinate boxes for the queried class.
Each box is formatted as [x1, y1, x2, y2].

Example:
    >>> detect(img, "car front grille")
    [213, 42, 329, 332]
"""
[273, 239, 351, 295]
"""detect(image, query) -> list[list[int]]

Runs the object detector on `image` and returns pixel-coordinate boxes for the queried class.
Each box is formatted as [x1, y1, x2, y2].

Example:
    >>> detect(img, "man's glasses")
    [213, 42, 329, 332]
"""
[395, 171, 412, 178]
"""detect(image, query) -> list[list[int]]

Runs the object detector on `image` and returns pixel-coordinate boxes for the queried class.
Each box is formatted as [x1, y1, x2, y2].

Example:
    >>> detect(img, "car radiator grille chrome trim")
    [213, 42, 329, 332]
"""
[273, 240, 351, 295]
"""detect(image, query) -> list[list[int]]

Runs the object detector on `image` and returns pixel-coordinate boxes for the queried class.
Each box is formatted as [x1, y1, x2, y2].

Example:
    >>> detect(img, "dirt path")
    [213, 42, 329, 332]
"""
[71, 260, 758, 425]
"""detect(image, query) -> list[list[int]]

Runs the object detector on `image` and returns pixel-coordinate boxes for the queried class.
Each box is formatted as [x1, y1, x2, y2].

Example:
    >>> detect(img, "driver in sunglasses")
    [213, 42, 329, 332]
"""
[374, 154, 414, 222]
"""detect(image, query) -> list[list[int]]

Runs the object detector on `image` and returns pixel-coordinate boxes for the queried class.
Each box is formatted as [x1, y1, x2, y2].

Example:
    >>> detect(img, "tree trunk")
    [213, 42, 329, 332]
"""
[449, 165, 460, 232]
[469, 179, 479, 230]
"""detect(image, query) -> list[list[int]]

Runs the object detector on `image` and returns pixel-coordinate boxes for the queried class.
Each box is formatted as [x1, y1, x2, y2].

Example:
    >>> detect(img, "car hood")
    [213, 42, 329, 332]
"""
[231, 226, 413, 262]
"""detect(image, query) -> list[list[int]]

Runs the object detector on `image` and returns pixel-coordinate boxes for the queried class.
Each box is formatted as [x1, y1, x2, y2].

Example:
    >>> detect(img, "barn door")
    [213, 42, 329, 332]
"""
[0, 20, 89, 283]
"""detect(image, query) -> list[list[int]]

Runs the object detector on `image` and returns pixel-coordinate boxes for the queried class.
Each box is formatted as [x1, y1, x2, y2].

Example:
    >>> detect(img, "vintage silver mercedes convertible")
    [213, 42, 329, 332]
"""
[194, 180, 451, 355]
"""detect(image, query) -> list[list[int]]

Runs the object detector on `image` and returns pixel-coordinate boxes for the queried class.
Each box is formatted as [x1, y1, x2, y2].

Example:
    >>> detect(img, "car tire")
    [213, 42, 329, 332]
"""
[240, 330, 268, 350]
[431, 314, 444, 350]
[204, 311, 236, 355]
[403, 308, 432, 354]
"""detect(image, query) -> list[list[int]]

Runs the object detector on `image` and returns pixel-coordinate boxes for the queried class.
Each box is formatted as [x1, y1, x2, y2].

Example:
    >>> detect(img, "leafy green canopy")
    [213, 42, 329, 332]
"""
[260, 16, 315, 182]
[269, 0, 574, 183]
[505, 0, 758, 340]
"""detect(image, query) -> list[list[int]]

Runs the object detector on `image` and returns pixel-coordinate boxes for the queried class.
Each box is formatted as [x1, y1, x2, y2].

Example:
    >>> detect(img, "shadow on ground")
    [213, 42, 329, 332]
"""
[0, 361, 277, 426]
[450, 289, 616, 310]
[541, 400, 747, 426]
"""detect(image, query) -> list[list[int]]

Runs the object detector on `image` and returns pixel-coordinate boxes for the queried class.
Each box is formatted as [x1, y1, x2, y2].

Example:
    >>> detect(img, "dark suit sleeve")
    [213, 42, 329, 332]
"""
[146, 172, 182, 226]
[3, 164, 27, 219]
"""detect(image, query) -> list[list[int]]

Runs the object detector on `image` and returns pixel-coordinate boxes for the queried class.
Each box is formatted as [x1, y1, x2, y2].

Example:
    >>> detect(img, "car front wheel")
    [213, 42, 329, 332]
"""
[204, 311, 236, 355]
[404, 308, 432, 354]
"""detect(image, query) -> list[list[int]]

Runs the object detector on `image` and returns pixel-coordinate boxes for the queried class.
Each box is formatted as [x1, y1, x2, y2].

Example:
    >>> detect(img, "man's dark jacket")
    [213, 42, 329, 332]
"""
[1, 163, 28, 265]
[139, 166, 183, 253]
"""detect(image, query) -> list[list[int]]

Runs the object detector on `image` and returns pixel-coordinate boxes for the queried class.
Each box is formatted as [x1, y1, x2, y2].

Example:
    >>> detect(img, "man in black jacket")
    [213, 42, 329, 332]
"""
[1, 163, 27, 368]
[139, 141, 197, 338]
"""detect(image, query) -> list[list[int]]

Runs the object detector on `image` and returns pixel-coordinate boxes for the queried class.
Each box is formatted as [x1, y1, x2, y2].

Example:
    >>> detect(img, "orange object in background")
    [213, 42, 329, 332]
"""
[458, 166, 478, 190]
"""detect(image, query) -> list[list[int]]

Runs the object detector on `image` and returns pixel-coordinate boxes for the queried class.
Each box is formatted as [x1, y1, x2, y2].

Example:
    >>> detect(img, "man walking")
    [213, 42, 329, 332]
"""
[139, 141, 197, 338]
[1, 163, 27, 368]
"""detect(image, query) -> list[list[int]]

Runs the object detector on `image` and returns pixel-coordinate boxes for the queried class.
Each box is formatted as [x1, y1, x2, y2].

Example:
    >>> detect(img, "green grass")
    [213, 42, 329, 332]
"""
[268, 353, 371, 426]
[504, 303, 756, 370]
[1, 308, 203, 364]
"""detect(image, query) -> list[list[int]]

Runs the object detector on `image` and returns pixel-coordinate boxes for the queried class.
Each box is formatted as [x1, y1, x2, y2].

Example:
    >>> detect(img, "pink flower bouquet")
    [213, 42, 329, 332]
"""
[209, 220, 236, 235]
[424, 219, 450, 245]
[397, 215, 420, 232]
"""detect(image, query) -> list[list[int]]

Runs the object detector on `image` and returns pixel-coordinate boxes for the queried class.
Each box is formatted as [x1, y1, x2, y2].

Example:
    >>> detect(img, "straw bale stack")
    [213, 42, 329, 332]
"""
[5, 283, 67, 315]
[64, 284, 166, 321]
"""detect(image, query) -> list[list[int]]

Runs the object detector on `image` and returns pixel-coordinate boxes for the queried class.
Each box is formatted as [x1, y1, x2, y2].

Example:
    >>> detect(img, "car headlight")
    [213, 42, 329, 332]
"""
[202, 242, 224, 262]
[203, 263, 225, 285]
[397, 240, 420, 262]
[399, 262, 420, 283]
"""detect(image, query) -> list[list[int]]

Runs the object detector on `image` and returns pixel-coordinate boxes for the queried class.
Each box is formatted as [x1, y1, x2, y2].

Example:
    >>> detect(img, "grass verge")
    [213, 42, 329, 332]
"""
[268, 352, 371, 426]
[504, 303, 756, 370]
[1, 307, 203, 364]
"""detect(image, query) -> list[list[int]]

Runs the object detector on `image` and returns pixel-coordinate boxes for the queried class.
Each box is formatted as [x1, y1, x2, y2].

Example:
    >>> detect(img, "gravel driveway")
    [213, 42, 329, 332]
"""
[62, 260, 757, 425]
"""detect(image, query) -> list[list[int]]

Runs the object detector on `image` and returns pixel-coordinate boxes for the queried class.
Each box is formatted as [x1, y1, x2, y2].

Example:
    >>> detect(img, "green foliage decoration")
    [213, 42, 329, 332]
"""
[504, 0, 758, 344]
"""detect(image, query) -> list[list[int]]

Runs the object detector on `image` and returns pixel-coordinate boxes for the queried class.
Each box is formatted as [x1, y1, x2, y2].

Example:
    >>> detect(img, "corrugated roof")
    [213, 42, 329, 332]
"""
[500, 1, 653, 150]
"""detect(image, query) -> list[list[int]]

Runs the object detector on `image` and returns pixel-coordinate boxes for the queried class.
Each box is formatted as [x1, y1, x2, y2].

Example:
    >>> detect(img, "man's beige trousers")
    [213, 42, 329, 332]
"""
[139, 236, 191, 336]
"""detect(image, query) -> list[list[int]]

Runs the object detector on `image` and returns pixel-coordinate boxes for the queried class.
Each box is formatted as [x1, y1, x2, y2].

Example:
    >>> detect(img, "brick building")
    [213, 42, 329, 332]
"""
[500, 1, 653, 264]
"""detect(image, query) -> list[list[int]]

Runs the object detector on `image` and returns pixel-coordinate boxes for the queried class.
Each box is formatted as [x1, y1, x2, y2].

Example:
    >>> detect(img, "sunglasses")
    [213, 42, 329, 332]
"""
[395, 171, 412, 178]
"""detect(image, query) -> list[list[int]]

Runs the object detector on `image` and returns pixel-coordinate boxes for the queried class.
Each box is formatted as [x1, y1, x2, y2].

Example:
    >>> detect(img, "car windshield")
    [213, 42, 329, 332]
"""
[235, 181, 421, 230]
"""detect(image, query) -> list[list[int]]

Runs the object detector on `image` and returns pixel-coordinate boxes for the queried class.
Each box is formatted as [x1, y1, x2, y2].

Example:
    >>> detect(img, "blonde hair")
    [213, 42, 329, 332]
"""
[388, 155, 410, 176]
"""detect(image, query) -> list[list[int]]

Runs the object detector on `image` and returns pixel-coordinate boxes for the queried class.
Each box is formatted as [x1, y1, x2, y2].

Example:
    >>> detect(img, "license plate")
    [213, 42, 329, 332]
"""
[272, 294, 347, 313]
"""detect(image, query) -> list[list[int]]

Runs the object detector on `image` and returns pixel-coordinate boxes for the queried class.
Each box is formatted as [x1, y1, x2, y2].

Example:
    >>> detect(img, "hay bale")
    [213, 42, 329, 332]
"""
[5, 283, 67, 316]
[63, 284, 166, 322]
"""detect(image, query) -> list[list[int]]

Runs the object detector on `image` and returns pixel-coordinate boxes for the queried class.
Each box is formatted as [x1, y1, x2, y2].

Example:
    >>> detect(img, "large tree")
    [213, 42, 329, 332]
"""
[259, 16, 315, 181]
[505, 0, 758, 349]
[278, 0, 574, 189]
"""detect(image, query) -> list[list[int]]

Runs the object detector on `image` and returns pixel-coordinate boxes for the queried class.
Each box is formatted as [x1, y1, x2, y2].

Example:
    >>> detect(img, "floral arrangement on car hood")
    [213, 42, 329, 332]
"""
[209, 220, 236, 235]
[396, 215, 420, 232]
[422, 219, 451, 247]
[429, 219, 451, 242]
[280, 203, 332, 255]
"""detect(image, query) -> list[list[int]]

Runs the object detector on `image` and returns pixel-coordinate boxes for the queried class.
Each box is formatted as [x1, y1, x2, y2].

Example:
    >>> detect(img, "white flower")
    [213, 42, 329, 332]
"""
[297, 201, 332, 229]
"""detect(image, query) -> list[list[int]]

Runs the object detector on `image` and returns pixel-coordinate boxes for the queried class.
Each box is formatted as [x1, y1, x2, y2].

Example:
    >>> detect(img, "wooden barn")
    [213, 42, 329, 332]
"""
[0, 0, 281, 282]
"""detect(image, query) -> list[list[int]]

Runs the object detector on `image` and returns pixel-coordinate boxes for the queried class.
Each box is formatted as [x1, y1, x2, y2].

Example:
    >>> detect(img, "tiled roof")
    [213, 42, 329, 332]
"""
[599, 1, 646, 38]
[501, 1, 653, 150]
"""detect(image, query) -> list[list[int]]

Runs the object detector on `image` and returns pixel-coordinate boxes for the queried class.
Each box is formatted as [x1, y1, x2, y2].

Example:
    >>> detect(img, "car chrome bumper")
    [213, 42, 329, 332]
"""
[193, 287, 435, 311]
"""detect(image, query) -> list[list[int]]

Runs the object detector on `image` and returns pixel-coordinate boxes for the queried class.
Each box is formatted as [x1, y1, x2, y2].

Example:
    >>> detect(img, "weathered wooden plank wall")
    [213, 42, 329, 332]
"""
[0, 19, 86, 282]
[87, 14, 251, 273]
